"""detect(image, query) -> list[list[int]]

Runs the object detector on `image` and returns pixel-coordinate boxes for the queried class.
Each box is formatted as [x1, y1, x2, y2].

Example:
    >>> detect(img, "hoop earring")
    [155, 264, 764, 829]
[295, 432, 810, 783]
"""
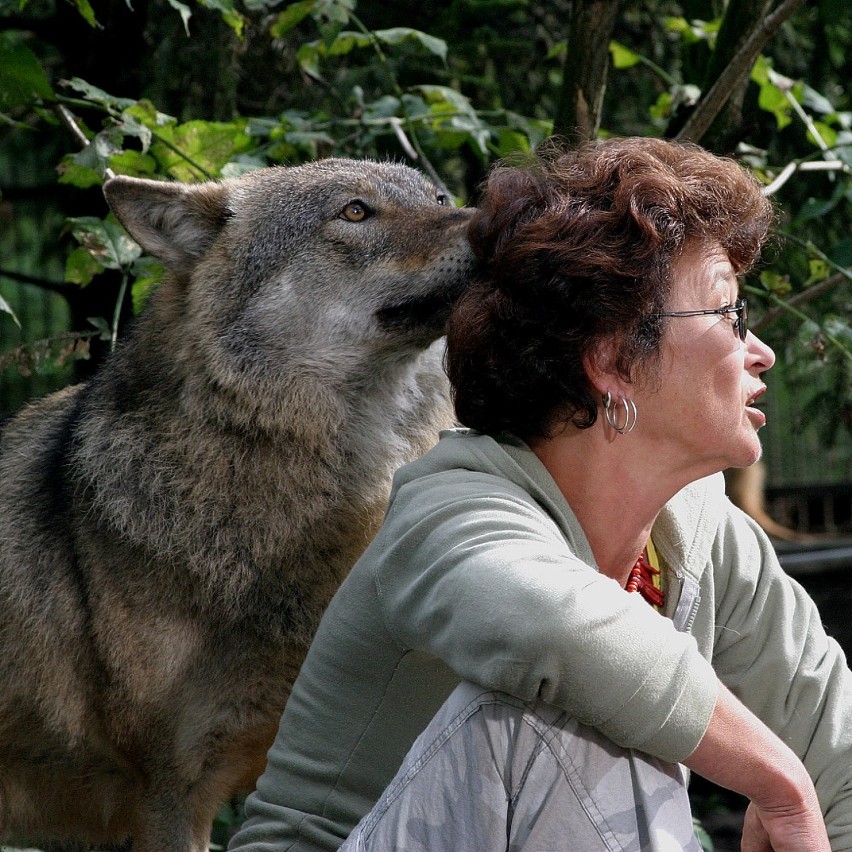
[602, 392, 637, 435]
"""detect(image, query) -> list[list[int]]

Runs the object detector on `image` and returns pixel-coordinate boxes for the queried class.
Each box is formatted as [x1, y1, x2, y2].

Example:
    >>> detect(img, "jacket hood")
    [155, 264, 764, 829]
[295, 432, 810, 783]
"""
[389, 428, 728, 584]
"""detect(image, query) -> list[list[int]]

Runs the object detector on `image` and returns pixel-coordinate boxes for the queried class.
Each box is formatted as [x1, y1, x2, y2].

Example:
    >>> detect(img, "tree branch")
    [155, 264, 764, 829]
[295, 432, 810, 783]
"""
[762, 158, 849, 197]
[675, 0, 809, 145]
[553, 0, 622, 145]
[0, 267, 73, 298]
[751, 271, 848, 332]
[54, 103, 90, 150]
[349, 13, 451, 197]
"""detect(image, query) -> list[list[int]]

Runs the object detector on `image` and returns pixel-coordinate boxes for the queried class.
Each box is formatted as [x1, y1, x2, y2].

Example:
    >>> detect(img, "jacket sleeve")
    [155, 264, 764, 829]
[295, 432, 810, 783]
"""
[374, 470, 719, 764]
[710, 506, 852, 850]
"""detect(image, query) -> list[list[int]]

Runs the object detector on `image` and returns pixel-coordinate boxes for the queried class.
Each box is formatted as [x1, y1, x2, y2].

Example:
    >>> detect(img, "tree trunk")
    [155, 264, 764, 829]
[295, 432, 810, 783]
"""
[697, 0, 773, 152]
[674, 0, 809, 147]
[553, 0, 623, 145]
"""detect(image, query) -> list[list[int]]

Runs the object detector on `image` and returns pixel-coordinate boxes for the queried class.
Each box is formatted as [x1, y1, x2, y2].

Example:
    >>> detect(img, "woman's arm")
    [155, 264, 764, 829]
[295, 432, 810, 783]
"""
[686, 682, 830, 851]
[379, 472, 719, 761]
[381, 459, 851, 843]
[710, 508, 852, 848]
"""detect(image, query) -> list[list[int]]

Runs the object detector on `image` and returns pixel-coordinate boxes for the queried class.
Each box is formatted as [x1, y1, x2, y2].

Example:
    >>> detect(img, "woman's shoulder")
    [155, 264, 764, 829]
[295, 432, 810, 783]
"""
[388, 429, 546, 508]
[387, 428, 588, 548]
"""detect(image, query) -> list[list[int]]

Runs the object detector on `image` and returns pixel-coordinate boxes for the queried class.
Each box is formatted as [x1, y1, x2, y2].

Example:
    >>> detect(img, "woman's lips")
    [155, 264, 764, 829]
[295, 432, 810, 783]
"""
[746, 386, 767, 426]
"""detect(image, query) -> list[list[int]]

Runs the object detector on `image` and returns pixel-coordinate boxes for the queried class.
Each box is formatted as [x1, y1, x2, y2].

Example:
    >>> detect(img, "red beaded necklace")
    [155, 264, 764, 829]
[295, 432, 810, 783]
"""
[626, 546, 665, 609]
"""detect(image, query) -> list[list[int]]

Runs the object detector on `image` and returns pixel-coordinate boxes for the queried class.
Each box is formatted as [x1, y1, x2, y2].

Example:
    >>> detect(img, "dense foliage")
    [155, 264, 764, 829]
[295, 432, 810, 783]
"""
[1, 0, 850, 454]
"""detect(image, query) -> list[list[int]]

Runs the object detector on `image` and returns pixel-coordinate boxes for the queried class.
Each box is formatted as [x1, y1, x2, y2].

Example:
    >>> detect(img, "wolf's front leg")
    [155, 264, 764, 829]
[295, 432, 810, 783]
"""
[134, 790, 217, 852]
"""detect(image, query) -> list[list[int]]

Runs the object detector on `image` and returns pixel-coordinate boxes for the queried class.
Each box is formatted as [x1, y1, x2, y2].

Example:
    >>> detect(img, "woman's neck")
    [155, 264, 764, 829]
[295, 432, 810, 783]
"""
[530, 426, 683, 586]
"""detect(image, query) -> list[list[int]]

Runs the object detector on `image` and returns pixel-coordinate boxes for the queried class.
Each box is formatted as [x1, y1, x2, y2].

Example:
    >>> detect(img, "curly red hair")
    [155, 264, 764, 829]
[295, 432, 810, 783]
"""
[446, 137, 774, 439]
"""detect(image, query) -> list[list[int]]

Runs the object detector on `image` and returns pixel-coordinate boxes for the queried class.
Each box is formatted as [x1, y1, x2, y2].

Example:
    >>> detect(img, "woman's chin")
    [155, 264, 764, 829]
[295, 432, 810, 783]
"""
[729, 439, 764, 471]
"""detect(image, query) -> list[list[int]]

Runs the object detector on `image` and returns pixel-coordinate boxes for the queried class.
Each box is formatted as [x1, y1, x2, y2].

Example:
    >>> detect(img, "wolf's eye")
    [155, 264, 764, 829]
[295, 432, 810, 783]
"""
[341, 201, 370, 222]
[436, 193, 449, 206]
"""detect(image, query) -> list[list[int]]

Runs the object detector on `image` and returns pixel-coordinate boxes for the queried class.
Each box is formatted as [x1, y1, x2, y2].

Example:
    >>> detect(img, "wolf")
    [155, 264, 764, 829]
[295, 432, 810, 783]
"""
[0, 159, 474, 852]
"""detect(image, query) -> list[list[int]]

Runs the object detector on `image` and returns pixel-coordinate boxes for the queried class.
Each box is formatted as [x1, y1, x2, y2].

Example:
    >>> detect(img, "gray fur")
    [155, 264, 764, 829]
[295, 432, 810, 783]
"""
[0, 159, 474, 851]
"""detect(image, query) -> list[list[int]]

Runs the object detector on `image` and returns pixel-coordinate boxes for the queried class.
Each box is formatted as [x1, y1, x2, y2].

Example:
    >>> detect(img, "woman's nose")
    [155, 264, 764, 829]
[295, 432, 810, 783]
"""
[746, 330, 776, 372]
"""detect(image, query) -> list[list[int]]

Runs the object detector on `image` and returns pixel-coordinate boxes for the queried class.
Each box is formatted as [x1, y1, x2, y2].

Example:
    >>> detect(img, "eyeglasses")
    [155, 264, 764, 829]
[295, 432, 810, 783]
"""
[658, 298, 748, 342]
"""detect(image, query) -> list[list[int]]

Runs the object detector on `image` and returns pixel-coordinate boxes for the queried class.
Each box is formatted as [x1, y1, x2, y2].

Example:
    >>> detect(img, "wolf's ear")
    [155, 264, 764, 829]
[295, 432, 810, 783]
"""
[103, 176, 230, 272]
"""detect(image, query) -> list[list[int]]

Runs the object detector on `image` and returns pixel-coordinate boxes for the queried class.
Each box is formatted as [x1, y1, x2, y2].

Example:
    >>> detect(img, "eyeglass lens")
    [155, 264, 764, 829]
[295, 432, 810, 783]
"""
[736, 300, 747, 341]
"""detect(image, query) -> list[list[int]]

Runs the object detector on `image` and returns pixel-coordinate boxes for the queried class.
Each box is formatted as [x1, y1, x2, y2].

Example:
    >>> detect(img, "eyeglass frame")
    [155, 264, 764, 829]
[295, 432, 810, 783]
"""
[657, 298, 748, 342]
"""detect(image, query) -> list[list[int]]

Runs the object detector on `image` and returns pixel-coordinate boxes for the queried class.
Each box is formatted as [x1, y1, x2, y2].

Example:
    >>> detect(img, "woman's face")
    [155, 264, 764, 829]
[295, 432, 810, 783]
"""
[636, 239, 775, 479]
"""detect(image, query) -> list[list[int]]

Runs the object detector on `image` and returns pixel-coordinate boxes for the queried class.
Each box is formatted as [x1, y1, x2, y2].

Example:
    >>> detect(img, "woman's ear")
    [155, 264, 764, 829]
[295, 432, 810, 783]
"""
[583, 340, 626, 399]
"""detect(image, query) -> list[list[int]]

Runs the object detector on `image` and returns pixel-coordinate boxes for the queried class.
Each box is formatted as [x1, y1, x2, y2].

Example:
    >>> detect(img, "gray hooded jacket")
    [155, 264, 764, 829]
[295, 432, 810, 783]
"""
[230, 429, 852, 851]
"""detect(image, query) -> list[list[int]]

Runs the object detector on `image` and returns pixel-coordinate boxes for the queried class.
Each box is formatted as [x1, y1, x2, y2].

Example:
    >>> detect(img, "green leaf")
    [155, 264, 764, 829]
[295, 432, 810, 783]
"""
[503, 111, 552, 150]
[284, 130, 335, 146]
[609, 40, 641, 70]
[114, 112, 154, 153]
[130, 256, 164, 312]
[760, 269, 792, 296]
[751, 56, 793, 130]
[312, 0, 354, 45]
[124, 99, 177, 130]
[664, 15, 719, 45]
[362, 94, 402, 120]
[823, 314, 852, 345]
[0, 109, 30, 128]
[220, 156, 267, 177]
[414, 84, 473, 113]
[793, 190, 843, 226]
[807, 120, 837, 149]
[0, 32, 55, 109]
[663, 16, 699, 45]
[58, 127, 124, 183]
[87, 315, 112, 339]
[224, 8, 245, 36]
[65, 245, 105, 286]
[72, 0, 100, 26]
[751, 54, 770, 86]
[692, 816, 714, 852]
[108, 149, 158, 177]
[398, 92, 427, 121]
[805, 258, 830, 287]
[296, 42, 322, 79]
[296, 27, 446, 78]
[326, 31, 371, 56]
[546, 41, 566, 60]
[649, 91, 673, 122]
[296, 31, 372, 78]
[757, 81, 792, 129]
[409, 86, 491, 156]
[151, 118, 252, 180]
[64, 77, 137, 110]
[312, 0, 354, 26]
[0, 292, 21, 328]
[56, 156, 103, 188]
[836, 131, 852, 168]
[491, 127, 532, 157]
[196, 0, 245, 36]
[66, 217, 142, 271]
[270, 0, 316, 37]
[800, 83, 835, 115]
[373, 28, 448, 62]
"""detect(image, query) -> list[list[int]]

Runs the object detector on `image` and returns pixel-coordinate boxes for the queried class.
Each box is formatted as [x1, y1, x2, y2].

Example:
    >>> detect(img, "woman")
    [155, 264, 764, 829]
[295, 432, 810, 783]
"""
[229, 138, 852, 851]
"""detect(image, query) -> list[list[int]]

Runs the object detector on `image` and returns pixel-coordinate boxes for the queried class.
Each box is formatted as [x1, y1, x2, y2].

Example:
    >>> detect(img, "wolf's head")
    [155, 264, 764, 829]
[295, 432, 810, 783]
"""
[104, 161, 475, 377]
